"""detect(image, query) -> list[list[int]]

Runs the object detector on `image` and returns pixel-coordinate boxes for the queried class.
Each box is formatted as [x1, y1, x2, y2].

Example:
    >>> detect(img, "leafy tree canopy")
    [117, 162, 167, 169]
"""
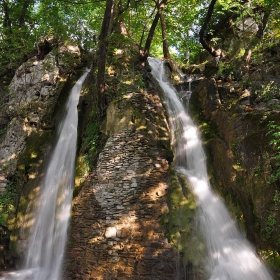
[0, 0, 279, 84]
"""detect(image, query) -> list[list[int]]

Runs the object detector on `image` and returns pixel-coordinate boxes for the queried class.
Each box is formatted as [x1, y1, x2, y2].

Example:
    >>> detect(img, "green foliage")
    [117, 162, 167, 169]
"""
[82, 107, 102, 169]
[265, 214, 276, 239]
[0, 0, 103, 84]
[252, 82, 280, 104]
[0, 181, 18, 225]
[74, 103, 105, 197]
[0, 0, 279, 76]
[164, 0, 203, 62]
[217, 0, 243, 11]
[262, 191, 280, 247]
[262, 190, 280, 264]
[262, 250, 280, 274]
[216, 61, 236, 80]
[266, 121, 280, 183]
[254, 165, 262, 177]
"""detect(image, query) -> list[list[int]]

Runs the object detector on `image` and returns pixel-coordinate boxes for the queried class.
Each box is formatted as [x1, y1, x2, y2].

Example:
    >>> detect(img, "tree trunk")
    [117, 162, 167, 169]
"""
[140, 0, 167, 63]
[139, 6, 156, 52]
[140, 12, 160, 63]
[96, 0, 115, 110]
[159, 10, 170, 59]
[115, 0, 128, 36]
[19, 0, 32, 28]
[199, 0, 219, 57]
[2, 0, 12, 31]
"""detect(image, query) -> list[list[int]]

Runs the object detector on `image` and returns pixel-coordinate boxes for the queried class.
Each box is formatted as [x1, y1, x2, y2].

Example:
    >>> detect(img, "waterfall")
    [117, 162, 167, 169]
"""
[1, 69, 90, 280]
[148, 57, 273, 280]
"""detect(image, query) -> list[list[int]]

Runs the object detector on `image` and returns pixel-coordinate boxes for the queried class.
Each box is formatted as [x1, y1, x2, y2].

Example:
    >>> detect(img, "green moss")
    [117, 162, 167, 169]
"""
[0, 181, 18, 225]
[262, 250, 280, 278]
[18, 131, 51, 170]
[74, 102, 106, 197]
[165, 169, 206, 275]
[6, 72, 85, 257]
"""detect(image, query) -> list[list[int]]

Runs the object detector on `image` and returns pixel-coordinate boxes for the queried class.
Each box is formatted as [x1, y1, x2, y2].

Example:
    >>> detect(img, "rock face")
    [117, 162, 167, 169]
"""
[0, 44, 82, 186]
[64, 89, 188, 279]
[1, 41, 199, 278]
[0, 43, 85, 267]
[0, 54, 59, 179]
[190, 78, 280, 261]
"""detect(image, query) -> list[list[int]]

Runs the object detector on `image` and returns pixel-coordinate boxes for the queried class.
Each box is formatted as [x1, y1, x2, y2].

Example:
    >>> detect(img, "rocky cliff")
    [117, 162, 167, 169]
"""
[0, 42, 87, 268]
[189, 63, 280, 276]
[63, 52, 202, 279]
[1, 37, 280, 278]
[0, 43, 203, 278]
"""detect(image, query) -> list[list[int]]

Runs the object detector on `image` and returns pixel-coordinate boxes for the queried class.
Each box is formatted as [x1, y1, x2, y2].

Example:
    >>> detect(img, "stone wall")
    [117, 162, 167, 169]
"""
[64, 90, 187, 279]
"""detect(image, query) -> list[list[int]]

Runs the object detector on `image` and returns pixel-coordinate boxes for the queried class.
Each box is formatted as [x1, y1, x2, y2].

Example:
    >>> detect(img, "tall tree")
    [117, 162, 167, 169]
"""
[114, 0, 129, 36]
[96, 0, 115, 109]
[199, 0, 223, 58]
[2, 0, 12, 31]
[139, 0, 167, 63]
[0, 0, 35, 79]
[19, 0, 33, 28]
[159, 1, 170, 59]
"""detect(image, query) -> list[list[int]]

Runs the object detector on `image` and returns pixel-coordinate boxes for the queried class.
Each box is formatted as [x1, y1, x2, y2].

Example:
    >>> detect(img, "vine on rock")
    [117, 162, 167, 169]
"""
[267, 121, 280, 184]
[0, 181, 18, 224]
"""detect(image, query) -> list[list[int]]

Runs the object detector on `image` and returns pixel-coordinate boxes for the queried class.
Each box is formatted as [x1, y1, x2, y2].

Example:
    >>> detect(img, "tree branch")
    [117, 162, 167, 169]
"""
[3, 0, 12, 31]
[19, 0, 32, 28]
[140, 0, 167, 63]
[199, 0, 218, 57]
[96, 0, 115, 109]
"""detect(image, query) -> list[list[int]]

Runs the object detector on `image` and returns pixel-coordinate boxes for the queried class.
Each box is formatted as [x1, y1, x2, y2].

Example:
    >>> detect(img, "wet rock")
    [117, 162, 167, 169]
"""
[190, 76, 280, 259]
[0, 43, 85, 264]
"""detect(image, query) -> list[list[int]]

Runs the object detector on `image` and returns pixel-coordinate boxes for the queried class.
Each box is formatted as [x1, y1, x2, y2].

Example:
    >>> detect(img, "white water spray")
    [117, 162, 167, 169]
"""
[1, 69, 90, 280]
[148, 57, 273, 280]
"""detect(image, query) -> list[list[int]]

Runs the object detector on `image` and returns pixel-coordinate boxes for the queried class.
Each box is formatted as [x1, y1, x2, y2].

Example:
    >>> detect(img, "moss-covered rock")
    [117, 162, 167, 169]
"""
[0, 43, 88, 268]
[164, 169, 206, 278]
[190, 76, 280, 277]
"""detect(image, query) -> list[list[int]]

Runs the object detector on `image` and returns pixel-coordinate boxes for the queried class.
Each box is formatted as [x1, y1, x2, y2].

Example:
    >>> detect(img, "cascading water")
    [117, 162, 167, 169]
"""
[148, 57, 273, 280]
[1, 69, 90, 280]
